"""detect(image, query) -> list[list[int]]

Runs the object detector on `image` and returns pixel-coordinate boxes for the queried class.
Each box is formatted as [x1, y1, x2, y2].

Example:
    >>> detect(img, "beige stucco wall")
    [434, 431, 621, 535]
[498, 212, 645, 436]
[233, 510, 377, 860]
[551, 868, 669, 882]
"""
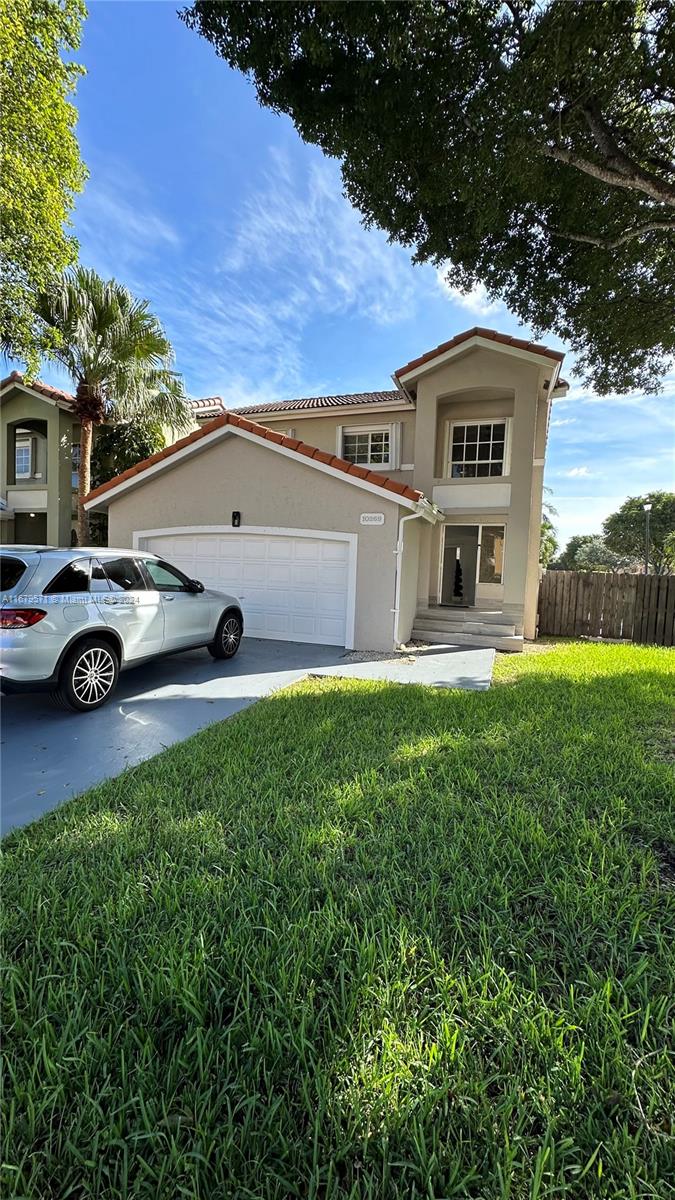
[410, 346, 549, 631]
[258, 409, 416, 486]
[104, 431, 407, 651]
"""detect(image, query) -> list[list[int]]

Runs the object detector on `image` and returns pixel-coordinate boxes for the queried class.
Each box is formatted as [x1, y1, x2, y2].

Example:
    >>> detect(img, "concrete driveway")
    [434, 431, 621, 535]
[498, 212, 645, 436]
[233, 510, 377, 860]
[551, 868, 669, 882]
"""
[1, 639, 493, 835]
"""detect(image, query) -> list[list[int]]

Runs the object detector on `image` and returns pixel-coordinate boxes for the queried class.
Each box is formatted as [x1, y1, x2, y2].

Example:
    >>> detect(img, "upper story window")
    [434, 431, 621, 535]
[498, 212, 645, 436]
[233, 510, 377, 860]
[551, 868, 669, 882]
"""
[15, 440, 32, 479]
[449, 421, 507, 478]
[342, 426, 391, 468]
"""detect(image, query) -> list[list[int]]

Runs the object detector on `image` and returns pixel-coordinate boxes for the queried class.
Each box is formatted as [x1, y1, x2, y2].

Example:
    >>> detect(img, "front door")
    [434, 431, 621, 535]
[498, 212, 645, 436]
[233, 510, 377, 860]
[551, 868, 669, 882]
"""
[440, 525, 479, 607]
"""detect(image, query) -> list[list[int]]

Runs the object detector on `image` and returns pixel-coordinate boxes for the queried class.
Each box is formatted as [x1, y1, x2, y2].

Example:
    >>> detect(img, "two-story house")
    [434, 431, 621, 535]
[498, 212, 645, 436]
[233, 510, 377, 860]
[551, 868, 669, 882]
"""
[84, 327, 567, 652]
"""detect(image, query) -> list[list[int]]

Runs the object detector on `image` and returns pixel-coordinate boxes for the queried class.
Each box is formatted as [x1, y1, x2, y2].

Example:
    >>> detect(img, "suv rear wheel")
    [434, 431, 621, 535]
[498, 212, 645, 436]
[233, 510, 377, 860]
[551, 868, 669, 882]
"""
[55, 638, 120, 711]
[208, 611, 242, 660]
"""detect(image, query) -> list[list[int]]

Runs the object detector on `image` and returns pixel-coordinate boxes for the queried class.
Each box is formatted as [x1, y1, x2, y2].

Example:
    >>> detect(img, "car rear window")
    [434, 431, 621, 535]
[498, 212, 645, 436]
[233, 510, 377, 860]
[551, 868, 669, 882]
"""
[0, 555, 27, 591]
[102, 557, 147, 592]
[44, 559, 91, 594]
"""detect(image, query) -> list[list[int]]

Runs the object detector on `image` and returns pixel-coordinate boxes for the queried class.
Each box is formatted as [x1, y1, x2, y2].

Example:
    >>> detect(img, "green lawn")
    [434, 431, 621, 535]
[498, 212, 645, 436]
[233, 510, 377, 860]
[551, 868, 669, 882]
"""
[2, 642, 674, 1199]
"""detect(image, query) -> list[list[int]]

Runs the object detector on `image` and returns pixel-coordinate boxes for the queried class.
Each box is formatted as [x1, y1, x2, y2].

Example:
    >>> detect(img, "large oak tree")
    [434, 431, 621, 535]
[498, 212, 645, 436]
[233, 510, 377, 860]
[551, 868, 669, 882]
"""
[182, 0, 675, 393]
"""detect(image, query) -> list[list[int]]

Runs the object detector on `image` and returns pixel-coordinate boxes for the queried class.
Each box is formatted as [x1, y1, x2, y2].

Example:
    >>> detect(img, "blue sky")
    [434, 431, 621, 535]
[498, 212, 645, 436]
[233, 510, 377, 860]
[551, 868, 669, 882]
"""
[37, 1, 675, 547]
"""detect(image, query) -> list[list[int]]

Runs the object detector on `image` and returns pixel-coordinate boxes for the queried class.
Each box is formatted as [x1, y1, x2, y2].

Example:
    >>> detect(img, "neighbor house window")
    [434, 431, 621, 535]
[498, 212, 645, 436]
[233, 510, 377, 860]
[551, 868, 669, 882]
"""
[15, 439, 32, 479]
[71, 443, 81, 489]
[342, 427, 391, 467]
[479, 526, 505, 584]
[449, 421, 507, 478]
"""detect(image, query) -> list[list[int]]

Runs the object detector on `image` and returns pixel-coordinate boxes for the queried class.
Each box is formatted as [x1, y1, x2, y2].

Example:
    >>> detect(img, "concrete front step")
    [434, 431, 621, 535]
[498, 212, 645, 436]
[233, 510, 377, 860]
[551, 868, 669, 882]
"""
[416, 607, 515, 626]
[414, 617, 516, 638]
[411, 628, 524, 652]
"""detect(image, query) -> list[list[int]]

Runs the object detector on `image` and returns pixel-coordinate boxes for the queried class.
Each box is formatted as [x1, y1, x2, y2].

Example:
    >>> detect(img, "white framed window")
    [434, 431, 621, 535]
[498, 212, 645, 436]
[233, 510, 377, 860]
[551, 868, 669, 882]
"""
[15, 439, 32, 479]
[339, 423, 400, 469]
[448, 420, 508, 478]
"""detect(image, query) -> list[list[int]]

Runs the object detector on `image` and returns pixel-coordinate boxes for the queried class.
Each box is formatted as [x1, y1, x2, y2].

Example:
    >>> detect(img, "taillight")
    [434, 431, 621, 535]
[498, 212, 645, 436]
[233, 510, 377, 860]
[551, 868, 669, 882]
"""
[0, 608, 47, 629]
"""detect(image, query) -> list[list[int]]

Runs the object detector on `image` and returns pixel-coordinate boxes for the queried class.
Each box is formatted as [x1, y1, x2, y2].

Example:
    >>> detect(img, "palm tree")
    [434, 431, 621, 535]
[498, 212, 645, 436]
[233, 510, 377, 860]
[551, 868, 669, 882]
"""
[39, 267, 192, 544]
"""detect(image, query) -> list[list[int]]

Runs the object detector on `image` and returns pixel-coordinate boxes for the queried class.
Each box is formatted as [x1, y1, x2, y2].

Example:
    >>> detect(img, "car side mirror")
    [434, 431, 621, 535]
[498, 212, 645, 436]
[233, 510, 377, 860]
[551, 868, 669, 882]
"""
[187, 579, 204, 593]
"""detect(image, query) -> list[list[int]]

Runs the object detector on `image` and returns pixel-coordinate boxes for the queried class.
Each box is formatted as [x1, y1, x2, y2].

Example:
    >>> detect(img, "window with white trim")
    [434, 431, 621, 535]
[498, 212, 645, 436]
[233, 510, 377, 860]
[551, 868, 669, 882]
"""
[449, 421, 507, 478]
[15, 439, 32, 478]
[342, 427, 391, 467]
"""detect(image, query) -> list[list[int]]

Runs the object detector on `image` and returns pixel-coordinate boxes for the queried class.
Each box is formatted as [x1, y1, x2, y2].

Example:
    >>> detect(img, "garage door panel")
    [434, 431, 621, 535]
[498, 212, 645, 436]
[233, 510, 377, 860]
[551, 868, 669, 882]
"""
[320, 541, 349, 563]
[140, 530, 351, 646]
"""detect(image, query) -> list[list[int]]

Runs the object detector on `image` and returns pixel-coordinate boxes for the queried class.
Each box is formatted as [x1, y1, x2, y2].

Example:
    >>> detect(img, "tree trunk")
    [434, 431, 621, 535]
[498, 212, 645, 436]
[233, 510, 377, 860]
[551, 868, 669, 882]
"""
[77, 418, 93, 546]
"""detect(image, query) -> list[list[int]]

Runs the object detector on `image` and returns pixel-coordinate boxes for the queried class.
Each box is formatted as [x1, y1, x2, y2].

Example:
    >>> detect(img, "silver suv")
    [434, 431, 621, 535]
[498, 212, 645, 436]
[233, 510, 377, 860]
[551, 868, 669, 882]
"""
[0, 546, 243, 711]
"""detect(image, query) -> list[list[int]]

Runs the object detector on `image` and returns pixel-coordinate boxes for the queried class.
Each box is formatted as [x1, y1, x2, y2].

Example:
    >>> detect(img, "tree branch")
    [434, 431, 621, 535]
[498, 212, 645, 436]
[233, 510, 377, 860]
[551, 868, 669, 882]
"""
[536, 218, 675, 249]
[541, 142, 675, 206]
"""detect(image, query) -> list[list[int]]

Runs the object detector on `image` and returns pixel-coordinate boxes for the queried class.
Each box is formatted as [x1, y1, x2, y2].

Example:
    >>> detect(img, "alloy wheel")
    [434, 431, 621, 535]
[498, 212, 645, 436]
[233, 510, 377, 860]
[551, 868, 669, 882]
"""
[72, 647, 116, 705]
[221, 617, 241, 653]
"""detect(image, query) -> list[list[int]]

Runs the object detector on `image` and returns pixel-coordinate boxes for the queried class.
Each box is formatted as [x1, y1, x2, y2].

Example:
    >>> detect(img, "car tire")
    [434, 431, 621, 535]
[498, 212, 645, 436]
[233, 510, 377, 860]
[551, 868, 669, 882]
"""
[54, 638, 120, 712]
[208, 610, 243, 660]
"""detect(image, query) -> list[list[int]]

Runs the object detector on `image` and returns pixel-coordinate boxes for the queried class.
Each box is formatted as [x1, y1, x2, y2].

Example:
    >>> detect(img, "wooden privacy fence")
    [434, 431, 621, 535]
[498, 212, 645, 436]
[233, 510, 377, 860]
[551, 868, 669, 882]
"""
[538, 571, 675, 646]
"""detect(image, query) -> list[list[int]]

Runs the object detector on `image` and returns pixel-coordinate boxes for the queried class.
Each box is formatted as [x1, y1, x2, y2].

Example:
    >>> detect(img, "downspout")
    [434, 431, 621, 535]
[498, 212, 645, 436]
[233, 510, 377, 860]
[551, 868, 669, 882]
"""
[391, 509, 425, 648]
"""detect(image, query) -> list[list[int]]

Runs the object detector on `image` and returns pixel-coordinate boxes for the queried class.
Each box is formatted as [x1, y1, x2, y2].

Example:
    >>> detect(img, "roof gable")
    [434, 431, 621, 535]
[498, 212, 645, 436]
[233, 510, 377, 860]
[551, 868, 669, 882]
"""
[395, 327, 564, 383]
[0, 371, 75, 410]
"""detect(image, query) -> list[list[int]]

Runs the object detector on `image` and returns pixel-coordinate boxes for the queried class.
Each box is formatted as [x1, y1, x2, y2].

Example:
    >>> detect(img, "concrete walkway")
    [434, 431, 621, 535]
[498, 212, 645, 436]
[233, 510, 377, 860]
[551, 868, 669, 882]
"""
[1, 639, 493, 835]
[312, 644, 495, 691]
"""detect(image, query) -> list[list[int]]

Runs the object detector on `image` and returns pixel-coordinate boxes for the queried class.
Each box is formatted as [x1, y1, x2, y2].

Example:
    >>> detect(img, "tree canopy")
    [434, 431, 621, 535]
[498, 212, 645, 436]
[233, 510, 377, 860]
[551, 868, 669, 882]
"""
[39, 267, 192, 543]
[553, 534, 635, 572]
[182, 0, 675, 393]
[603, 492, 675, 574]
[0, 0, 87, 373]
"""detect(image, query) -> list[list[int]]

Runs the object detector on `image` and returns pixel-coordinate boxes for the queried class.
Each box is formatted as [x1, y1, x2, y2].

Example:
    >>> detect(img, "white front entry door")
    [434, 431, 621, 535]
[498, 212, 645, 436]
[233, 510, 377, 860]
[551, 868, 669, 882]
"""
[137, 530, 352, 647]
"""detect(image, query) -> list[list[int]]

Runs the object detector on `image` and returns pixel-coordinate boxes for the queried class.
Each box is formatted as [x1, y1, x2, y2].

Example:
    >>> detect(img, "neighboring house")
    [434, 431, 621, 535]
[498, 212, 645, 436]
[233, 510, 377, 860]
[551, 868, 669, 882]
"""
[0, 372, 206, 547]
[1, 374, 80, 546]
[84, 327, 567, 652]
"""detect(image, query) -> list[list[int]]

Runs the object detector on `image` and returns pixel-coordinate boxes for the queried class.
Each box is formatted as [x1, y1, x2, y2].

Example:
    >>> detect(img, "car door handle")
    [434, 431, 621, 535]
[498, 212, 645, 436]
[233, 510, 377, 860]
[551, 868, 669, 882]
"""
[163, 594, 175, 602]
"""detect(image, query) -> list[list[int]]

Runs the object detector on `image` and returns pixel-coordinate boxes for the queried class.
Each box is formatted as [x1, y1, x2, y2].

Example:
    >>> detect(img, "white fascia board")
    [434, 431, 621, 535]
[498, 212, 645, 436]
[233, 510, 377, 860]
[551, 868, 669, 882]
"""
[397, 336, 564, 385]
[84, 421, 426, 514]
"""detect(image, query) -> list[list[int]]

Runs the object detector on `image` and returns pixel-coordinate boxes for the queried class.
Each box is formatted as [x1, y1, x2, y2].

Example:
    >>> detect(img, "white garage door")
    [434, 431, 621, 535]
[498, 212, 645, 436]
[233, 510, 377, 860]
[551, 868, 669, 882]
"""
[138, 530, 352, 646]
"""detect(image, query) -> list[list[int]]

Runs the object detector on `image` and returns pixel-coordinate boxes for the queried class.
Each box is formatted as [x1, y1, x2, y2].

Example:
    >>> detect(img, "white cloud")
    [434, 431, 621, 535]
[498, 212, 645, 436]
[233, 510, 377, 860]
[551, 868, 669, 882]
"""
[72, 150, 429, 402]
[562, 466, 593, 478]
[435, 270, 502, 317]
[222, 150, 418, 330]
[75, 161, 180, 282]
[551, 417, 577, 427]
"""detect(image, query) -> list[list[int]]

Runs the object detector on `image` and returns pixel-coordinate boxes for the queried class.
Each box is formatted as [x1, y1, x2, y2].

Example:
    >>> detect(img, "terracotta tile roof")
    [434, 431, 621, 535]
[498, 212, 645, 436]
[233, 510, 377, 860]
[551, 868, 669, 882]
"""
[395, 326, 565, 378]
[85, 409, 426, 506]
[235, 390, 404, 415]
[189, 396, 225, 416]
[0, 370, 75, 406]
